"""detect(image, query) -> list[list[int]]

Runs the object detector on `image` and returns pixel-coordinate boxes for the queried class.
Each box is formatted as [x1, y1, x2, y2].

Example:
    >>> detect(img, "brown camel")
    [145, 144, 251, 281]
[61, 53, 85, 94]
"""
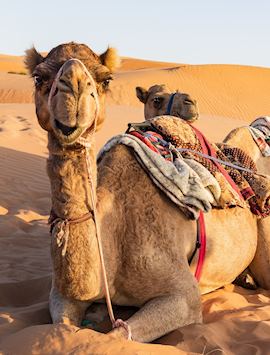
[223, 127, 270, 289]
[137, 85, 270, 290]
[136, 84, 199, 123]
[25, 43, 258, 343]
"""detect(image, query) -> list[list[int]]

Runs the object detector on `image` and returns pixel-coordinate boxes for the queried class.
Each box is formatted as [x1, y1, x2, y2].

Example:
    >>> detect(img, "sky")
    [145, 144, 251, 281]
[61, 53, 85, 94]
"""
[1, 0, 270, 67]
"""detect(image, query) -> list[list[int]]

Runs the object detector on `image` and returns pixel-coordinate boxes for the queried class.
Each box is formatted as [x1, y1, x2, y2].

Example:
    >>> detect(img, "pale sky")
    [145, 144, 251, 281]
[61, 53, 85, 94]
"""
[1, 0, 270, 67]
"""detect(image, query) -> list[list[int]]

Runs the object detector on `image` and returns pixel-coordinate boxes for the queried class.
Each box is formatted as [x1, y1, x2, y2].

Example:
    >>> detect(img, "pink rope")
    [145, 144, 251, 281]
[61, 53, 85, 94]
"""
[85, 147, 132, 340]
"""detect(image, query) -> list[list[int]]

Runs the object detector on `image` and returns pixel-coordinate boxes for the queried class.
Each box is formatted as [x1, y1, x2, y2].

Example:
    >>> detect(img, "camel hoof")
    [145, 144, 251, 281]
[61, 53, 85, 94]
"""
[108, 326, 130, 340]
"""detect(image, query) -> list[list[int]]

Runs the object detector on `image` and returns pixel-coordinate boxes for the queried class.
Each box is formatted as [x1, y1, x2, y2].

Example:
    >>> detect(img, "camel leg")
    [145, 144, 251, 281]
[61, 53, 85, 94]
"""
[110, 277, 201, 342]
[49, 282, 91, 326]
[249, 217, 270, 289]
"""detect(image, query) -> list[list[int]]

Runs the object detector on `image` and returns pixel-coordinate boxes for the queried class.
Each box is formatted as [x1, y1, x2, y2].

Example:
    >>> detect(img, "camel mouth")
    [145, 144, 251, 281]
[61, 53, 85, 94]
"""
[182, 101, 199, 121]
[172, 109, 198, 121]
[52, 119, 85, 145]
[187, 112, 199, 121]
[55, 119, 77, 136]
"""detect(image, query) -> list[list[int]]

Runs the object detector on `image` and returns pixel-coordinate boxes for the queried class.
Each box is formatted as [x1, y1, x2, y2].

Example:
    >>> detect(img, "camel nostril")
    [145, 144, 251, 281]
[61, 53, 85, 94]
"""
[58, 78, 73, 92]
[55, 119, 77, 136]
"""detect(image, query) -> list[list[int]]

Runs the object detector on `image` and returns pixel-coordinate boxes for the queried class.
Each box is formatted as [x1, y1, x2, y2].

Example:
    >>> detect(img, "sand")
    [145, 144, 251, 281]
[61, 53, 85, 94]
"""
[1, 53, 270, 354]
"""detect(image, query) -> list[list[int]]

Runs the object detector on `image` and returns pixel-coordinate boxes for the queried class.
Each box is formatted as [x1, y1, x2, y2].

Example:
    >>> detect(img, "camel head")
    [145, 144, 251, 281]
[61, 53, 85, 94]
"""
[136, 84, 199, 123]
[25, 42, 120, 145]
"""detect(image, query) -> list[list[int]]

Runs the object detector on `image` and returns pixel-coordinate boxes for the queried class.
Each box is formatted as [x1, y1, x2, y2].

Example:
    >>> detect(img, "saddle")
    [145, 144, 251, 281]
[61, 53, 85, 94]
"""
[127, 116, 270, 218]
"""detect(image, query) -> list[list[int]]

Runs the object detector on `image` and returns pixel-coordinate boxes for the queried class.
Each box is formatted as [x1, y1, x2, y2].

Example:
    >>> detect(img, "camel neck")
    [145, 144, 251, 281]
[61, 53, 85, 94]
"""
[47, 133, 104, 301]
[47, 133, 97, 220]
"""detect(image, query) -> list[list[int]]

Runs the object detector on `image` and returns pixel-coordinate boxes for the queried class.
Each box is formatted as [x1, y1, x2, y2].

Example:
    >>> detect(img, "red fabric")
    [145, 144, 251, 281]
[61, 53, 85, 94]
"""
[189, 124, 247, 282]
[195, 211, 206, 281]
[130, 131, 173, 161]
[241, 187, 255, 201]
[129, 131, 160, 154]
[189, 124, 244, 282]
[190, 124, 243, 199]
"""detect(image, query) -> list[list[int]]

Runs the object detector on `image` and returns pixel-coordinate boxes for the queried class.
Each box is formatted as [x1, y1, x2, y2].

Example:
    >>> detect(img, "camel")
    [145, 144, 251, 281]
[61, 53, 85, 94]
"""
[25, 42, 258, 343]
[137, 85, 270, 290]
[223, 125, 270, 288]
[136, 84, 199, 123]
[223, 123, 270, 183]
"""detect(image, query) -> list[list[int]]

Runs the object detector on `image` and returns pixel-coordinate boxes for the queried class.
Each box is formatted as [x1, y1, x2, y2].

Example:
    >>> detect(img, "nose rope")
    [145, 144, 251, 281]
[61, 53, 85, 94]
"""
[165, 92, 176, 115]
[83, 145, 132, 340]
[48, 59, 131, 340]
[48, 67, 63, 110]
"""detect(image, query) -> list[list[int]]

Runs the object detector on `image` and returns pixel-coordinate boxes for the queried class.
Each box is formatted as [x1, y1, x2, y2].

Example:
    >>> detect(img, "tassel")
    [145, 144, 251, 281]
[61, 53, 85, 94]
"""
[52, 219, 70, 257]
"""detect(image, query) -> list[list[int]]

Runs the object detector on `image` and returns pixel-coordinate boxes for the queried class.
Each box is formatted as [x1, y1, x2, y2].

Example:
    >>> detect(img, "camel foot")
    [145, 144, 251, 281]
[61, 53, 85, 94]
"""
[108, 326, 130, 340]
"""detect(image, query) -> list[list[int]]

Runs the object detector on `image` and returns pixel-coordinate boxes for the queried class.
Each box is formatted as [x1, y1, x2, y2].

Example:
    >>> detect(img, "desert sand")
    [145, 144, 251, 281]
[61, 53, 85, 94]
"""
[1, 53, 270, 354]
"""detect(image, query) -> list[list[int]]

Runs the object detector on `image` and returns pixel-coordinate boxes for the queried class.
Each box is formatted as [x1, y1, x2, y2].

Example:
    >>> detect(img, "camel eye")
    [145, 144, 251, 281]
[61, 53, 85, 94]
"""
[184, 98, 194, 105]
[102, 79, 111, 89]
[34, 75, 43, 86]
[153, 97, 162, 109]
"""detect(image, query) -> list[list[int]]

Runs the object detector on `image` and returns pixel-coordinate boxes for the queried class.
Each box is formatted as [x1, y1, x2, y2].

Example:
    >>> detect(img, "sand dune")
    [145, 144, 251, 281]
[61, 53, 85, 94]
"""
[109, 64, 270, 122]
[1, 53, 270, 125]
[119, 56, 179, 71]
[0, 54, 26, 74]
[1, 52, 270, 354]
[0, 53, 177, 73]
[0, 73, 32, 103]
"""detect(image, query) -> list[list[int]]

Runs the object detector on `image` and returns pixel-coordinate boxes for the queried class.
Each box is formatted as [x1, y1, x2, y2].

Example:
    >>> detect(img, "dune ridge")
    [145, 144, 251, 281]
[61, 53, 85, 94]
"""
[109, 64, 270, 122]
[1, 53, 270, 125]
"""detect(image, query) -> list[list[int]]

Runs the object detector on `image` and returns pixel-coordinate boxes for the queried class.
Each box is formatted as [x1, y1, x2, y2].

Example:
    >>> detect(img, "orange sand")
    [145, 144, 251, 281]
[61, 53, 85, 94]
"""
[1, 54, 270, 354]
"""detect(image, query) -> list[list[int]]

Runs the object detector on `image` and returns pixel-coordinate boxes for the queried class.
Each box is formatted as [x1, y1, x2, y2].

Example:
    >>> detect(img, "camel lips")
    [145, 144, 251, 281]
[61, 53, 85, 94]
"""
[55, 119, 77, 136]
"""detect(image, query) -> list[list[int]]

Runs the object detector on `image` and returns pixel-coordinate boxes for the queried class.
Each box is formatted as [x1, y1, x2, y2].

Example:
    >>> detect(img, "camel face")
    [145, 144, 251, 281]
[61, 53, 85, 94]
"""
[136, 84, 199, 122]
[25, 42, 119, 143]
[48, 59, 100, 145]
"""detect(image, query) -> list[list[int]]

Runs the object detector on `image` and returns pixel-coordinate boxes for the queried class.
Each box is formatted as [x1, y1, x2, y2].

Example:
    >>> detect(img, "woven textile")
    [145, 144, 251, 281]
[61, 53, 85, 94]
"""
[150, 116, 270, 217]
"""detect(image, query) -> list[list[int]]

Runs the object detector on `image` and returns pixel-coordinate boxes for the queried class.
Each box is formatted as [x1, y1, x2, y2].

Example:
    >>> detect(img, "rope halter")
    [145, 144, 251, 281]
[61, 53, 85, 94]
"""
[165, 93, 177, 115]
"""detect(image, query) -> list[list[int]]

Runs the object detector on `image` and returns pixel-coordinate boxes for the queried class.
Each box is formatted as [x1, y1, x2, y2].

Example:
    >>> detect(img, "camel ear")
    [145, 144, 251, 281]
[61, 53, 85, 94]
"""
[100, 47, 120, 72]
[136, 87, 148, 104]
[24, 47, 44, 74]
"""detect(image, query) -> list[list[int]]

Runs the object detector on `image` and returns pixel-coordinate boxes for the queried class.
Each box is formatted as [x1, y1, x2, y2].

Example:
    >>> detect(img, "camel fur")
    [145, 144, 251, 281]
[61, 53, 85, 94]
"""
[26, 43, 258, 343]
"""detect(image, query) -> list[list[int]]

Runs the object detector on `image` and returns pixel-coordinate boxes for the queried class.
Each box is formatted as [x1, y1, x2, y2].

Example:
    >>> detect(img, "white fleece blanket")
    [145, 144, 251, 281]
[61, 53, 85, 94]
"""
[249, 116, 270, 157]
[98, 134, 221, 219]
